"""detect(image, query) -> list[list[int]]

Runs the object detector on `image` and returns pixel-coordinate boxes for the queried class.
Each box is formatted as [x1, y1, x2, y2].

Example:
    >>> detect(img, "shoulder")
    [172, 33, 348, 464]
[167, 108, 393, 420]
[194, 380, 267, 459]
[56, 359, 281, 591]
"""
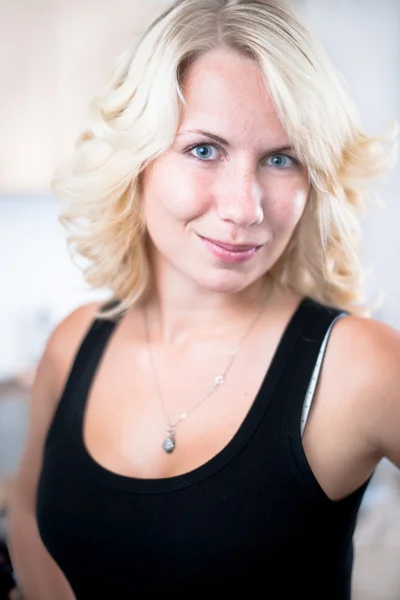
[325, 313, 400, 464]
[327, 313, 400, 382]
[46, 301, 102, 359]
[43, 301, 103, 400]
[10, 301, 104, 503]
[300, 311, 400, 498]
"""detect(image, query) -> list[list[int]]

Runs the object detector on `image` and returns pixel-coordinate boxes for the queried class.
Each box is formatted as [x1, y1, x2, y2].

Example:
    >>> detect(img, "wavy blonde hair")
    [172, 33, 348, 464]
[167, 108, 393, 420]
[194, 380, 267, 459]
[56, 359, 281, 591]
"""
[54, 0, 398, 320]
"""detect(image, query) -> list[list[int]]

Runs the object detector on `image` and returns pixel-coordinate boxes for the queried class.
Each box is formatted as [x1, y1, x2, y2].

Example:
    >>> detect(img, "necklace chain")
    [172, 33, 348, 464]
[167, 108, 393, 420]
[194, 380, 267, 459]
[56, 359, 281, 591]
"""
[143, 288, 271, 454]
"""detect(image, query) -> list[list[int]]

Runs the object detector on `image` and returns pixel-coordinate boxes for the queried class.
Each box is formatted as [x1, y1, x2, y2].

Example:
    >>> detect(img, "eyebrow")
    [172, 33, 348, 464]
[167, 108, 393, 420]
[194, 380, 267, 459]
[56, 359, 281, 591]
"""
[177, 129, 294, 155]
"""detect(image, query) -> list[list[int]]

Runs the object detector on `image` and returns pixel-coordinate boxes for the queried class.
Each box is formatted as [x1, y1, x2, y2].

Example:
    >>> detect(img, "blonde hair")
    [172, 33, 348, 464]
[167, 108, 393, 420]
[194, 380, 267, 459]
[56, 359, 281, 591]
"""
[53, 0, 398, 320]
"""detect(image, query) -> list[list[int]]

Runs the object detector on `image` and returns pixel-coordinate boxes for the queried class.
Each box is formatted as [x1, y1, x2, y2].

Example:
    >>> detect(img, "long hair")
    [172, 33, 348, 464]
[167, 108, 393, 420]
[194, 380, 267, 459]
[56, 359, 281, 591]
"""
[53, 0, 398, 319]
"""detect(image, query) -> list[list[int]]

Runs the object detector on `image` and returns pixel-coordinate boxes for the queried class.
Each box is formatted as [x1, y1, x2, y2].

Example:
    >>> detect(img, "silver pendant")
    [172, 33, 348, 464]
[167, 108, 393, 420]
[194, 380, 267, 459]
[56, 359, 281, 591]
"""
[163, 430, 176, 454]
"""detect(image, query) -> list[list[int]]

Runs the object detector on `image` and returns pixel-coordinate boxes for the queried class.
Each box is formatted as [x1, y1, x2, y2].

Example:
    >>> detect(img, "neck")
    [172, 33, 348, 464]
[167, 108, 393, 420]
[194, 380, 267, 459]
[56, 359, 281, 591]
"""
[142, 273, 274, 347]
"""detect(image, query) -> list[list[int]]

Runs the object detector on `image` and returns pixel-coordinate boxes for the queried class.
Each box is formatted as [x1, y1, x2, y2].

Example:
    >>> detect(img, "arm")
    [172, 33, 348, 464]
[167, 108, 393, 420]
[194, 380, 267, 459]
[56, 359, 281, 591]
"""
[366, 320, 400, 469]
[6, 302, 100, 600]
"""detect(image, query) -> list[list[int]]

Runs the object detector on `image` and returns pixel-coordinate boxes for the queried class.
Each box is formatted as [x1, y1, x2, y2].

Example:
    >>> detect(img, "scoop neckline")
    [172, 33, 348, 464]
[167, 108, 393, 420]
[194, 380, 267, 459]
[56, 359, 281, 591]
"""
[73, 296, 312, 494]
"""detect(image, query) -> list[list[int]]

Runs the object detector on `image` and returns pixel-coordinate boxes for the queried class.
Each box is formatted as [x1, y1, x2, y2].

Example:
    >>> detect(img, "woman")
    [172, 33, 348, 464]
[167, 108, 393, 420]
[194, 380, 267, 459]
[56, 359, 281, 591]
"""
[7, 0, 400, 598]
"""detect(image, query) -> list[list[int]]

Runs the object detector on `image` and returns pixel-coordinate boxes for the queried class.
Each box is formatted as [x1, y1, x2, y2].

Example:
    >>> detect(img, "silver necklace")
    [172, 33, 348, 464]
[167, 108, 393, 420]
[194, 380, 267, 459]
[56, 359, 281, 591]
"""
[143, 289, 271, 454]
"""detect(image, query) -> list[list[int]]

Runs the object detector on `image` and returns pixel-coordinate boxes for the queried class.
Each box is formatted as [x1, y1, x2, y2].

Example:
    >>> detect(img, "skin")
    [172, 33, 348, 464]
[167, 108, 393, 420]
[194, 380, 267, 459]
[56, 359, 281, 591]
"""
[141, 47, 310, 344]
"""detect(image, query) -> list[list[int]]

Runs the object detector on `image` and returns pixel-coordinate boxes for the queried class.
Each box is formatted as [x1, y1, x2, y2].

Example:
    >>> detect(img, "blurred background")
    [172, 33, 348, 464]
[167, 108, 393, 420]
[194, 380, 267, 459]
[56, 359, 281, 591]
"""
[0, 0, 399, 598]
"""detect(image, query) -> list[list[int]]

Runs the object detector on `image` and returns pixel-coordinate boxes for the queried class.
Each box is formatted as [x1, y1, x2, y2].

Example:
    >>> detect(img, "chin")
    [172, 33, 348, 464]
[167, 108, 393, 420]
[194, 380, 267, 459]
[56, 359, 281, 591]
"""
[192, 269, 265, 295]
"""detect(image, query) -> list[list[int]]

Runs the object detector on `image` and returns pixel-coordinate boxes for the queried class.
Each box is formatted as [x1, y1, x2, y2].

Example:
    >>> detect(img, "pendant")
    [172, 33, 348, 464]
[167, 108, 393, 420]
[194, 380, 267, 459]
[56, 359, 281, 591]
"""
[163, 429, 176, 454]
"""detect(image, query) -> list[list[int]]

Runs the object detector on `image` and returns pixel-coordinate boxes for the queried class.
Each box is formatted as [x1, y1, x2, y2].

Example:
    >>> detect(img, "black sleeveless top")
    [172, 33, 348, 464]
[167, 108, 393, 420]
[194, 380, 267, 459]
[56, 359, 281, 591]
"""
[36, 297, 371, 599]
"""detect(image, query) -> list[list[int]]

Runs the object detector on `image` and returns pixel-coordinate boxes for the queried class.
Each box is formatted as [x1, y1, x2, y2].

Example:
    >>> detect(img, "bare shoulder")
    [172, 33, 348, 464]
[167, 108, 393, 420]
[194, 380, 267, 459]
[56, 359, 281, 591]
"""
[44, 301, 103, 399]
[46, 301, 102, 363]
[300, 312, 400, 499]
[325, 313, 400, 465]
[32, 299, 103, 423]
[328, 313, 400, 388]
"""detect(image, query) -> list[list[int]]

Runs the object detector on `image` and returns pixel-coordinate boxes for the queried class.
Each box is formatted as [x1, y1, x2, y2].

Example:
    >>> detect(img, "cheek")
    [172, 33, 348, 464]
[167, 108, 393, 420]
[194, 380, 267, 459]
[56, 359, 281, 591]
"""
[143, 160, 206, 222]
[291, 188, 308, 221]
[267, 188, 308, 232]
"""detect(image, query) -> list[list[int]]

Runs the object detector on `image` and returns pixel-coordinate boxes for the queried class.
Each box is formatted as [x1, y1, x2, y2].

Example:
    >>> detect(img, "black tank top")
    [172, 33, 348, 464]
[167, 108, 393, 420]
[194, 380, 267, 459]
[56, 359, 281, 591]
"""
[36, 297, 371, 599]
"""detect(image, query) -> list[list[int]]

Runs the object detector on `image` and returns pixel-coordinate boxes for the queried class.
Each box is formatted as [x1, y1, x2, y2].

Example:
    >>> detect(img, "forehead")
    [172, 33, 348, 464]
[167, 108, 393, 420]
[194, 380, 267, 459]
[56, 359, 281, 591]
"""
[179, 48, 289, 145]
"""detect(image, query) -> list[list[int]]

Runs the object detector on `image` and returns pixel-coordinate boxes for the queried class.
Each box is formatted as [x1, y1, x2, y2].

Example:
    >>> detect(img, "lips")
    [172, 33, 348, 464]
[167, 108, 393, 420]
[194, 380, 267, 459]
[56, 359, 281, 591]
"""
[199, 236, 260, 252]
[198, 234, 263, 264]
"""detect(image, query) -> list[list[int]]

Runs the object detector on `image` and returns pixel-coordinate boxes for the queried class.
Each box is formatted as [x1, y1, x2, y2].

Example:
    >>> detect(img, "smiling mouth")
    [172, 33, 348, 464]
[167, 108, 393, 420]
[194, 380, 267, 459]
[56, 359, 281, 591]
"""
[198, 236, 262, 252]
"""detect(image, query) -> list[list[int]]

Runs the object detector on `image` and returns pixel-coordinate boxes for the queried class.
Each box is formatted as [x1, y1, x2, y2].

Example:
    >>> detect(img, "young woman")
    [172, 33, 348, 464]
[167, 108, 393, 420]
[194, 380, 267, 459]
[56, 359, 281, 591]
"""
[7, 0, 400, 598]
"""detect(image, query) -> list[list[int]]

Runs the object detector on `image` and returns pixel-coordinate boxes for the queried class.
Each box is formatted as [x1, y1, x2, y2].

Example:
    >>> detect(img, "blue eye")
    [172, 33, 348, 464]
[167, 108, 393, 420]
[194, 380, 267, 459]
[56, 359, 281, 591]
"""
[188, 144, 217, 161]
[265, 154, 295, 168]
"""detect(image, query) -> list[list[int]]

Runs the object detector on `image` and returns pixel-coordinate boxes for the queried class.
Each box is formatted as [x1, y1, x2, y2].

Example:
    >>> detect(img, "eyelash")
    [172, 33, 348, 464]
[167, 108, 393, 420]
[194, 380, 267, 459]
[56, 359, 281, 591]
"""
[184, 142, 299, 168]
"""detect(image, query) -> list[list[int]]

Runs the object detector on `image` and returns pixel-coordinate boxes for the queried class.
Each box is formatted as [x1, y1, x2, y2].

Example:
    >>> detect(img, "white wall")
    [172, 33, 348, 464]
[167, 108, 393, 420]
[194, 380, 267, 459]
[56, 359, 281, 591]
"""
[0, 195, 109, 379]
[0, 0, 162, 193]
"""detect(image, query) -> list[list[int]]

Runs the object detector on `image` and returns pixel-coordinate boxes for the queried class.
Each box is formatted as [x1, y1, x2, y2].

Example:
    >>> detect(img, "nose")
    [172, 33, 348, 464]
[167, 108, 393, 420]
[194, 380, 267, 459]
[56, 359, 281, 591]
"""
[215, 166, 264, 227]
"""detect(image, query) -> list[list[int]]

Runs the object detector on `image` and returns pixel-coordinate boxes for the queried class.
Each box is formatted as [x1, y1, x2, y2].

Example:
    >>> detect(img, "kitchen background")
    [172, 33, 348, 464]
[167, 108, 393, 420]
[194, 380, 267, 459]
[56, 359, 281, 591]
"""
[0, 0, 399, 598]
